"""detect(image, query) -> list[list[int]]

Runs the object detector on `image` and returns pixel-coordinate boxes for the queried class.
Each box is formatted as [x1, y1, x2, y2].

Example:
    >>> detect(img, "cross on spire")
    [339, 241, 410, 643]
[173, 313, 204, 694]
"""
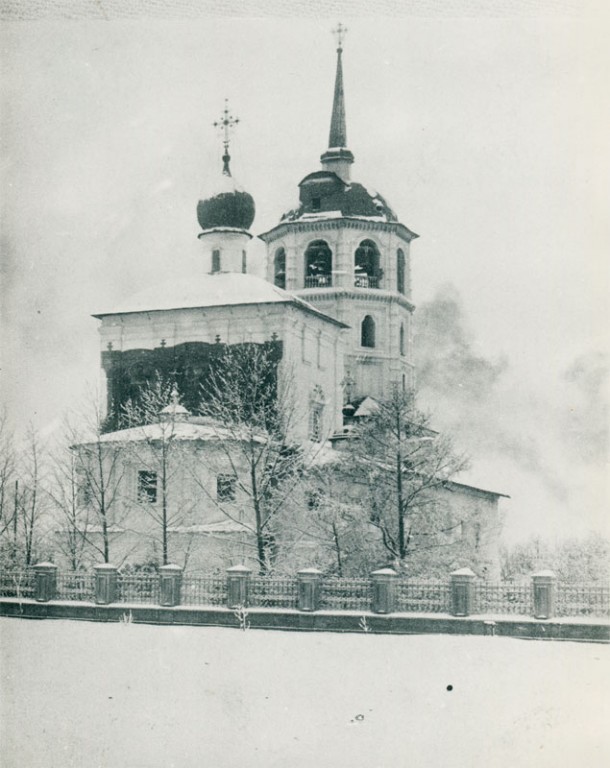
[213, 99, 240, 175]
[332, 22, 347, 51]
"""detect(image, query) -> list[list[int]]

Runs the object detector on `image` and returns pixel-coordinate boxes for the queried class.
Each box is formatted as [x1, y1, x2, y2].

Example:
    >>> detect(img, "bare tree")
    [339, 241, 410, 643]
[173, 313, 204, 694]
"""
[0, 409, 16, 541]
[120, 376, 194, 566]
[343, 387, 471, 573]
[69, 396, 128, 564]
[195, 342, 309, 574]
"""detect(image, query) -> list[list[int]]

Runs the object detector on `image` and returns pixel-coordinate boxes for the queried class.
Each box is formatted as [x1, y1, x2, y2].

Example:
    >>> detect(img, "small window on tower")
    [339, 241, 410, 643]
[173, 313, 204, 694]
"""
[312, 197, 321, 211]
[212, 249, 221, 273]
[361, 315, 376, 348]
[137, 471, 158, 504]
[242, 250, 247, 274]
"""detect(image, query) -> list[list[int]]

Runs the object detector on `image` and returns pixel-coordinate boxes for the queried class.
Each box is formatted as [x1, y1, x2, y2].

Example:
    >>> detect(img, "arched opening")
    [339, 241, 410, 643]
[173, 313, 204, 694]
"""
[242, 250, 247, 274]
[361, 315, 376, 348]
[397, 249, 405, 294]
[211, 249, 221, 273]
[274, 247, 286, 288]
[304, 240, 332, 287]
[400, 323, 406, 356]
[354, 239, 381, 288]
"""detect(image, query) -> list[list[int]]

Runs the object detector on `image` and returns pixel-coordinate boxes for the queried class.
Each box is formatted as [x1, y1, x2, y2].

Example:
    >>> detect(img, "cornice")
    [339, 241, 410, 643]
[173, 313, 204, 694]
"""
[258, 217, 418, 245]
[294, 287, 415, 313]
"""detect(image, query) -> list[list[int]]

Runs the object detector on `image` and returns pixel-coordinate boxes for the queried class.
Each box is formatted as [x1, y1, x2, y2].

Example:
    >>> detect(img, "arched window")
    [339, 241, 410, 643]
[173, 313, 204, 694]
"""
[354, 239, 381, 288]
[361, 315, 376, 348]
[274, 248, 286, 288]
[242, 250, 247, 274]
[400, 323, 406, 356]
[397, 249, 405, 294]
[304, 240, 332, 287]
[212, 249, 221, 273]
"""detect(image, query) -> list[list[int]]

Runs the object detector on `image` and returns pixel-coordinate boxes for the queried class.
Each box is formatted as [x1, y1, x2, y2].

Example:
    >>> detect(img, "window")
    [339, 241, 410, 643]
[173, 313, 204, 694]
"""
[137, 471, 157, 503]
[241, 250, 247, 274]
[274, 247, 286, 289]
[354, 239, 381, 288]
[309, 386, 325, 441]
[400, 323, 406, 356]
[304, 240, 332, 287]
[361, 315, 376, 348]
[77, 472, 92, 507]
[397, 249, 405, 294]
[217, 474, 236, 502]
[311, 196, 321, 211]
[212, 249, 221, 273]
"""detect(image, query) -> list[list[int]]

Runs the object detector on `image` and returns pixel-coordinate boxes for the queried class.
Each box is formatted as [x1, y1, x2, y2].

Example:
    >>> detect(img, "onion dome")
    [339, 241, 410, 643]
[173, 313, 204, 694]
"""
[196, 100, 255, 232]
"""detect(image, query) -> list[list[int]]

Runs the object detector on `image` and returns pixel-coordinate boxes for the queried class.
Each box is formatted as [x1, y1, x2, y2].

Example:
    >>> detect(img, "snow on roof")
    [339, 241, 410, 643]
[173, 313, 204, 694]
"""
[81, 420, 268, 446]
[168, 521, 246, 534]
[353, 396, 380, 418]
[92, 272, 347, 328]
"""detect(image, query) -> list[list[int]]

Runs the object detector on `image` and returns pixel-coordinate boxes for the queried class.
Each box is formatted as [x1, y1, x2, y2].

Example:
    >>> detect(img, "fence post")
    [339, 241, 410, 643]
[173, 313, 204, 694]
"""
[34, 562, 58, 602]
[226, 565, 252, 609]
[297, 568, 322, 612]
[370, 568, 398, 614]
[532, 570, 557, 619]
[94, 564, 118, 605]
[159, 564, 183, 607]
[450, 568, 476, 617]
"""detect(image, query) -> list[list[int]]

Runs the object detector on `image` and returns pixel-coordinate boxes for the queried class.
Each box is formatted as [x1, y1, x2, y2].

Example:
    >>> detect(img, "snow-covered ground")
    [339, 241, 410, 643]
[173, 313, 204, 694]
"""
[1, 618, 608, 768]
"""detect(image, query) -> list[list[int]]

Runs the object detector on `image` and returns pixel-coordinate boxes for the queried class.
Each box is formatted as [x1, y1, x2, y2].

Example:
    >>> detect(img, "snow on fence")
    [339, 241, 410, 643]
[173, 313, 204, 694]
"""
[0, 567, 608, 619]
[556, 584, 610, 618]
[397, 581, 451, 613]
[475, 583, 533, 616]
[54, 572, 96, 602]
[250, 576, 298, 609]
[182, 575, 226, 607]
[117, 573, 159, 604]
[0, 569, 35, 599]
[320, 578, 371, 611]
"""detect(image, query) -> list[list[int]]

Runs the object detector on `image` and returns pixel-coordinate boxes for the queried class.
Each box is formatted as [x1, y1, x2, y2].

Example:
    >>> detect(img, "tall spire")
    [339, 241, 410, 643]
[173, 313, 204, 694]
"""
[213, 99, 240, 176]
[328, 22, 348, 148]
[321, 23, 354, 181]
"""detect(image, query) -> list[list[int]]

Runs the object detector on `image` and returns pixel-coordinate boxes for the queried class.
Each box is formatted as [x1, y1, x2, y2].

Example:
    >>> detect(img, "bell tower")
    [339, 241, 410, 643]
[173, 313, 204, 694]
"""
[259, 24, 418, 403]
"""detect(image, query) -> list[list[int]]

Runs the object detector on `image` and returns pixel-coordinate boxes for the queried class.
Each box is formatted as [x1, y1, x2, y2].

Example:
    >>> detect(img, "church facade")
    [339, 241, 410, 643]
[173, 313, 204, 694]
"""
[75, 29, 505, 577]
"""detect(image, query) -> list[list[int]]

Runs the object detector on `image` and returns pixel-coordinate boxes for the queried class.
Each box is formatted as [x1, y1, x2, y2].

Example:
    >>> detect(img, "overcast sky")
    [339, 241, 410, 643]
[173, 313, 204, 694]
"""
[1, 9, 608, 542]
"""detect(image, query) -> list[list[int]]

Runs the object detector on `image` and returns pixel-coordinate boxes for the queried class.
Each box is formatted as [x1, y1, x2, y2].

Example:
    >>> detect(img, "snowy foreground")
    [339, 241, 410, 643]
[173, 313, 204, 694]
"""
[1, 619, 608, 768]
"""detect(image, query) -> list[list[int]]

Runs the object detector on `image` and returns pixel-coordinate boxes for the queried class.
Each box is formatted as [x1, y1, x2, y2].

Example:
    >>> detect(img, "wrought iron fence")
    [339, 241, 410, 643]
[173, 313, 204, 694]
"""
[320, 578, 371, 611]
[556, 584, 610, 618]
[0, 569, 35, 599]
[182, 576, 226, 607]
[55, 573, 96, 602]
[249, 576, 298, 609]
[117, 573, 159, 604]
[304, 275, 332, 288]
[475, 583, 533, 615]
[397, 580, 450, 613]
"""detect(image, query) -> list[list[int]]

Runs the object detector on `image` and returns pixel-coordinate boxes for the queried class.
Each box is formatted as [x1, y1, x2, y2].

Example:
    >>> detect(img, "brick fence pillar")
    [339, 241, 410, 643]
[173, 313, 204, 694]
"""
[159, 564, 183, 607]
[297, 568, 322, 612]
[226, 565, 251, 609]
[450, 568, 476, 617]
[94, 564, 118, 605]
[34, 562, 58, 602]
[370, 568, 398, 614]
[532, 570, 557, 619]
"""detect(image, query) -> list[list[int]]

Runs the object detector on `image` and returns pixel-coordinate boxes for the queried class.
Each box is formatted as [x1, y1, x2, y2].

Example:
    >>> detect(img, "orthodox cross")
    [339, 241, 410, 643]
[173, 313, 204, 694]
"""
[332, 22, 347, 51]
[213, 99, 239, 175]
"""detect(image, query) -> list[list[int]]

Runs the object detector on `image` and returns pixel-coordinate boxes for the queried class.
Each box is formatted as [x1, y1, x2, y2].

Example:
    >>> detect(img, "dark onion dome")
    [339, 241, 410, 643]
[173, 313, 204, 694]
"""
[281, 170, 397, 224]
[197, 173, 255, 231]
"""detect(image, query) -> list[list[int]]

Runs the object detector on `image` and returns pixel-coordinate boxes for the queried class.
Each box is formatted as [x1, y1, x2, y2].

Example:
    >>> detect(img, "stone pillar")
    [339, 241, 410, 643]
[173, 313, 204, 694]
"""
[226, 565, 252, 609]
[34, 562, 58, 602]
[370, 568, 398, 614]
[532, 571, 557, 620]
[450, 568, 476, 617]
[159, 564, 183, 607]
[297, 568, 322, 612]
[94, 564, 118, 605]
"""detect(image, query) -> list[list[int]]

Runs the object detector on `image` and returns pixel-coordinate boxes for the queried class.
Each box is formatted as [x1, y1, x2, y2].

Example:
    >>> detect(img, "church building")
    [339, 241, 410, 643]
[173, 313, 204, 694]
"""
[76, 26, 506, 577]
